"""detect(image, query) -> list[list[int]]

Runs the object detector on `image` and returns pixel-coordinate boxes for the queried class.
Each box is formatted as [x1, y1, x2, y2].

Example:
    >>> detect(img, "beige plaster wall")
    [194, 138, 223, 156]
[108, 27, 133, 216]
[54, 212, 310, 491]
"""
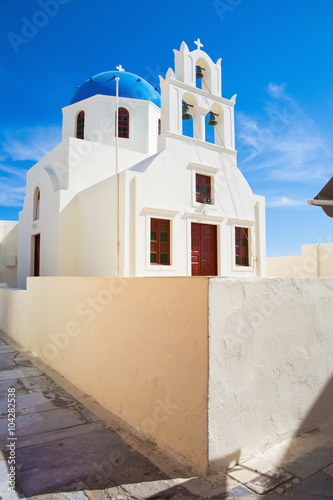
[208, 277, 333, 470]
[267, 243, 333, 277]
[0, 277, 209, 472]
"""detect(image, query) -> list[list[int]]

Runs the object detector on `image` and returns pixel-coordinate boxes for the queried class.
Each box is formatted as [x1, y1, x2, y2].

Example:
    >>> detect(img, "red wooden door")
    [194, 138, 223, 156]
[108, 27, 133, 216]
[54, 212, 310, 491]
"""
[191, 223, 217, 276]
[34, 234, 40, 277]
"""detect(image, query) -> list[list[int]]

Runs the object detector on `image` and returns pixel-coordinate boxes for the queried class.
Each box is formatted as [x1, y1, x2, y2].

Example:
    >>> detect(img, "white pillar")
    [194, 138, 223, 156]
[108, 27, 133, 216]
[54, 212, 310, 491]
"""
[193, 109, 206, 141]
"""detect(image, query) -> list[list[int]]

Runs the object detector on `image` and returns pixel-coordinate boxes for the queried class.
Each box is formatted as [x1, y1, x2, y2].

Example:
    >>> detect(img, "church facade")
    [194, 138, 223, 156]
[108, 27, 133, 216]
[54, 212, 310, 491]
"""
[16, 40, 266, 289]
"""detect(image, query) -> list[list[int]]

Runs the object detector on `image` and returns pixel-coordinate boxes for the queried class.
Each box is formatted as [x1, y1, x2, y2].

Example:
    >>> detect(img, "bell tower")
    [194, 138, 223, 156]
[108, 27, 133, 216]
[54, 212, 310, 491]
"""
[159, 40, 236, 150]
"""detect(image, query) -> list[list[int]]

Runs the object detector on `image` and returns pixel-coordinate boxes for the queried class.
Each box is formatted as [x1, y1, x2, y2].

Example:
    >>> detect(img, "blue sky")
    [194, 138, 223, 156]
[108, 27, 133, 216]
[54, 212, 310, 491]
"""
[1, 0, 333, 256]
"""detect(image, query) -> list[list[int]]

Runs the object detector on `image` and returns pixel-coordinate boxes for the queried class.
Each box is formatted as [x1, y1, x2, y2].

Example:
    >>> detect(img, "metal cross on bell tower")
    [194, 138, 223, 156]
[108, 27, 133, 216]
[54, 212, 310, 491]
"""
[194, 38, 203, 50]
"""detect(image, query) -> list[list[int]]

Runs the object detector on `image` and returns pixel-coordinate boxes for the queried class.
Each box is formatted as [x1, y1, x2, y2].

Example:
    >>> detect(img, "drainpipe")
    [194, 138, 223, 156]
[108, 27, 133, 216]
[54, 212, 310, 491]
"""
[307, 199, 333, 206]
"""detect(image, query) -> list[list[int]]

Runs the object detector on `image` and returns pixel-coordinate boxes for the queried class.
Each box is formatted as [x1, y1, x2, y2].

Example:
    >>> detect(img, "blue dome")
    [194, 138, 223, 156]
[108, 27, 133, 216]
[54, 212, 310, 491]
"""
[70, 71, 161, 107]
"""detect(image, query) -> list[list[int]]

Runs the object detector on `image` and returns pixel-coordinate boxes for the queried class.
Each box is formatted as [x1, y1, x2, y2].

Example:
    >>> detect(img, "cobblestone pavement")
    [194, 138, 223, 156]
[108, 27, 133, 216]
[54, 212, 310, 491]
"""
[0, 333, 332, 499]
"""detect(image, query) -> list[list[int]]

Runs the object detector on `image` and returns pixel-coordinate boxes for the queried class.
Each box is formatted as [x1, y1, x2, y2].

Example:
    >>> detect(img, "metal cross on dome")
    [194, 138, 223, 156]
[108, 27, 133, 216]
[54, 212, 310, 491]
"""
[194, 38, 203, 50]
[116, 64, 125, 72]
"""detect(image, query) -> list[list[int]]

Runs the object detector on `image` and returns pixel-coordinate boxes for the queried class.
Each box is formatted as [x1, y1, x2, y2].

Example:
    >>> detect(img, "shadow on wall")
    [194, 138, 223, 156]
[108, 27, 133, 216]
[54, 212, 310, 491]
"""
[260, 373, 333, 498]
[0, 224, 18, 288]
[296, 373, 333, 436]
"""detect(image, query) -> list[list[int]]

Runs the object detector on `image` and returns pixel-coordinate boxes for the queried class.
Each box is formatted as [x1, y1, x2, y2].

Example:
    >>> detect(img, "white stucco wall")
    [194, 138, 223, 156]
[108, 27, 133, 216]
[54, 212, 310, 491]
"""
[208, 277, 333, 470]
[0, 221, 18, 288]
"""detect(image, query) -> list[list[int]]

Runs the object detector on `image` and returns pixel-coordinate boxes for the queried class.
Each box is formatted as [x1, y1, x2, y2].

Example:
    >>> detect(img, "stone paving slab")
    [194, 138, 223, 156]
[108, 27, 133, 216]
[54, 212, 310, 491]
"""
[0, 365, 43, 381]
[76, 405, 100, 423]
[324, 463, 333, 477]
[211, 484, 258, 498]
[116, 478, 185, 499]
[174, 476, 243, 499]
[0, 345, 17, 354]
[16, 429, 143, 496]
[0, 353, 25, 369]
[262, 470, 333, 499]
[283, 442, 333, 479]
[104, 456, 189, 499]
[0, 407, 88, 442]
[0, 391, 78, 419]
[0, 378, 28, 398]
[0, 459, 25, 500]
[29, 493, 87, 500]
[15, 421, 106, 449]
[19, 374, 69, 394]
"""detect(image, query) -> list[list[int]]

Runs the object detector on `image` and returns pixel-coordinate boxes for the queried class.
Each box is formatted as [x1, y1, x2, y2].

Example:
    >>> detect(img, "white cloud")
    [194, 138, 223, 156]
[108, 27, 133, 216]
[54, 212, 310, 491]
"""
[237, 84, 333, 183]
[266, 196, 306, 208]
[0, 163, 27, 180]
[266, 82, 291, 101]
[0, 162, 29, 208]
[2, 126, 62, 162]
[0, 125, 61, 210]
[0, 176, 26, 208]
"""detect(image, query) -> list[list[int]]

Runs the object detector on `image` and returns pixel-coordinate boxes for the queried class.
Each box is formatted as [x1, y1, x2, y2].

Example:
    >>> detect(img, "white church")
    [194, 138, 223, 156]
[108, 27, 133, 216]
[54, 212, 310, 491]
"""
[15, 40, 266, 289]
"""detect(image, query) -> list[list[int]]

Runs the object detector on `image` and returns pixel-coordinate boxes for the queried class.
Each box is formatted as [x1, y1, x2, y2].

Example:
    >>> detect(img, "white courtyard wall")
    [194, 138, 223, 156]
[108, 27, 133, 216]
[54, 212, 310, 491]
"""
[0, 221, 18, 288]
[208, 277, 333, 470]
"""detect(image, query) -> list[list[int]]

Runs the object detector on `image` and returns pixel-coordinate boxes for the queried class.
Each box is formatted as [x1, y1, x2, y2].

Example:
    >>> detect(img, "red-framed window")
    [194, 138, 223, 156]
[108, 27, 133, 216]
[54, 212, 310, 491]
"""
[150, 218, 170, 265]
[76, 110, 85, 140]
[116, 107, 129, 138]
[196, 174, 211, 203]
[235, 227, 249, 266]
[158, 118, 161, 135]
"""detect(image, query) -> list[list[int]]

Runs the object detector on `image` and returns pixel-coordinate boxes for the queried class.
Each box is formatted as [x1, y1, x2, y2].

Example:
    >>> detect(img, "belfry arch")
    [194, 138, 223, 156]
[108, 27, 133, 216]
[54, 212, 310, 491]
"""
[210, 103, 224, 147]
[195, 56, 212, 93]
[182, 92, 198, 139]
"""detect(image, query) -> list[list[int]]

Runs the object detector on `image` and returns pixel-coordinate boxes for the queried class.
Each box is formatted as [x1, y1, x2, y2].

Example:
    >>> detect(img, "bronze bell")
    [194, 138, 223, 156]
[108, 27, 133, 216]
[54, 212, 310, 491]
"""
[208, 111, 218, 126]
[182, 103, 192, 121]
[196, 65, 204, 79]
